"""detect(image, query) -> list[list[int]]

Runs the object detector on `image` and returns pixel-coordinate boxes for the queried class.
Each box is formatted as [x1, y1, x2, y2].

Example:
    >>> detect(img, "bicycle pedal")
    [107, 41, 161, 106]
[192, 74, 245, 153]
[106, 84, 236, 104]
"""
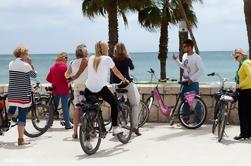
[100, 131, 107, 139]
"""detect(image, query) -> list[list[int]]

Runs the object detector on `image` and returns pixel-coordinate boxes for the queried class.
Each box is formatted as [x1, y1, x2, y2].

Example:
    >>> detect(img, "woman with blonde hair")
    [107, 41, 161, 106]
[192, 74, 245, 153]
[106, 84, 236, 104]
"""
[65, 44, 88, 139]
[112, 42, 141, 136]
[84, 41, 129, 136]
[8, 45, 37, 145]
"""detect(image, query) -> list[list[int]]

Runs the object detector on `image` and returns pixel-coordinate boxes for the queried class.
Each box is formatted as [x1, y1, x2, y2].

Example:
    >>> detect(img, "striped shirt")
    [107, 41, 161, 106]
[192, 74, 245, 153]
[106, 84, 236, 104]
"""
[8, 58, 37, 108]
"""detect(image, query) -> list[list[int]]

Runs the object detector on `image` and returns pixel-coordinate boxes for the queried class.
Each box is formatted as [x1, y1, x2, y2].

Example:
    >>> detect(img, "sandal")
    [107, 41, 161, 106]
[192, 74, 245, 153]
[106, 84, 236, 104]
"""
[18, 138, 30, 146]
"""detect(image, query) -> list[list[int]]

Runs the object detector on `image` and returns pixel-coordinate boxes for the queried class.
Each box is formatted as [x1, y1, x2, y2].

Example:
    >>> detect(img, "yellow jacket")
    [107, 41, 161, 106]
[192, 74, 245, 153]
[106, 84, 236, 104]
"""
[238, 59, 251, 89]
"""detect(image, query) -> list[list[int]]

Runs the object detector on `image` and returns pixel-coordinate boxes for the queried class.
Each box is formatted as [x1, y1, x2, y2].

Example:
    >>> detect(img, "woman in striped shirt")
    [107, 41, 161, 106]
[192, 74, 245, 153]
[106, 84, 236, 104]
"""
[8, 45, 37, 145]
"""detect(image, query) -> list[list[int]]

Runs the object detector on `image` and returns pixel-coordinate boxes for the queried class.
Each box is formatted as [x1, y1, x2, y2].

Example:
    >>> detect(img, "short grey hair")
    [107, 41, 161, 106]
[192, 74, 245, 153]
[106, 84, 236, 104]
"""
[75, 44, 88, 58]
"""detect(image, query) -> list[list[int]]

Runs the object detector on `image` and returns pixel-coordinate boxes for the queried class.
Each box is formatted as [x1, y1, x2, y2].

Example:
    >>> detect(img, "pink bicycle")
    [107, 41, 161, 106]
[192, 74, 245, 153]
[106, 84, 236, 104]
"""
[138, 68, 207, 129]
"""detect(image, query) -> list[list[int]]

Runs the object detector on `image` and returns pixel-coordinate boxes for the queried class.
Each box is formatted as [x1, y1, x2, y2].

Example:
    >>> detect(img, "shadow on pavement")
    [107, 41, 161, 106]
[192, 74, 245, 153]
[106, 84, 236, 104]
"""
[76, 144, 129, 159]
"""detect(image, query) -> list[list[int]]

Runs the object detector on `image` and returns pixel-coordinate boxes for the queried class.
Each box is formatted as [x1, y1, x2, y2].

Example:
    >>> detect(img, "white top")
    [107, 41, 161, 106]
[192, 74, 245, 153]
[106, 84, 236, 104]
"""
[175, 53, 204, 82]
[86, 55, 115, 92]
[70, 58, 88, 90]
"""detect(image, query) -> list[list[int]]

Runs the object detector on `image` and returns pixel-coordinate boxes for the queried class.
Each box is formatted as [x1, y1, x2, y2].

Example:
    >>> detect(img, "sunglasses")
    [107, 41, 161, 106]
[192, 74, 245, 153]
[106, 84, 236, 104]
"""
[234, 55, 239, 60]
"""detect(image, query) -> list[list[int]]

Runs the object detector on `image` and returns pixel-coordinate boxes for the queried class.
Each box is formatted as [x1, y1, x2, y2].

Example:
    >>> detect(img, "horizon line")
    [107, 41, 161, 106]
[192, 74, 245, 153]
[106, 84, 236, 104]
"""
[0, 50, 234, 55]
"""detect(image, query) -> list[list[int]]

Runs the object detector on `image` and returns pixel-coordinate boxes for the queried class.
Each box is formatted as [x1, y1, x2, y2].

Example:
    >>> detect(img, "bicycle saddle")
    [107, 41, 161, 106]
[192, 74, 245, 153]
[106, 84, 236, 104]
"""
[116, 88, 128, 94]
[45, 86, 56, 91]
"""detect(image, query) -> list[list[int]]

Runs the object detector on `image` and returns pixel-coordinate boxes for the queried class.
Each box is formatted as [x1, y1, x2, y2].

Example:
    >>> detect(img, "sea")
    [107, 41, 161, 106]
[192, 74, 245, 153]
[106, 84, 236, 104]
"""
[0, 51, 238, 84]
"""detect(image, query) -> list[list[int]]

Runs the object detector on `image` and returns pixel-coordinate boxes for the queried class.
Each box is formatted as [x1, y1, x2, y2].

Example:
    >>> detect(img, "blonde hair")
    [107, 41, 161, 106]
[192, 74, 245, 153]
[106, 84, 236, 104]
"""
[76, 44, 88, 58]
[114, 42, 129, 61]
[56, 52, 68, 61]
[13, 45, 29, 57]
[93, 41, 108, 71]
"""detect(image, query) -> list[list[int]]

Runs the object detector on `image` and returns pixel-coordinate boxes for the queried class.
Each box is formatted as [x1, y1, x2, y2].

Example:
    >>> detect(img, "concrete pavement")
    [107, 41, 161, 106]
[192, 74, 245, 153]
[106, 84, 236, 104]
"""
[1, 122, 251, 166]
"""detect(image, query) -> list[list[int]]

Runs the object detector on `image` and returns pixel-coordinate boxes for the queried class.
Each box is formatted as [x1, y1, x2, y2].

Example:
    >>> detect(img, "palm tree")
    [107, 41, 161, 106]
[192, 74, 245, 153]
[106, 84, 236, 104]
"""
[82, 0, 152, 57]
[138, 0, 176, 80]
[176, 0, 201, 54]
[244, 0, 251, 58]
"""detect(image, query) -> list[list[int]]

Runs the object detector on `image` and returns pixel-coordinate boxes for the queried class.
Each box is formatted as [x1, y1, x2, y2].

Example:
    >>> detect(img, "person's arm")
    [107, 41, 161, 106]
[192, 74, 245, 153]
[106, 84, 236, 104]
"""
[24, 56, 37, 78]
[72, 58, 88, 79]
[189, 56, 204, 82]
[65, 61, 73, 79]
[239, 62, 251, 88]
[173, 54, 185, 69]
[46, 70, 52, 83]
[128, 58, 134, 70]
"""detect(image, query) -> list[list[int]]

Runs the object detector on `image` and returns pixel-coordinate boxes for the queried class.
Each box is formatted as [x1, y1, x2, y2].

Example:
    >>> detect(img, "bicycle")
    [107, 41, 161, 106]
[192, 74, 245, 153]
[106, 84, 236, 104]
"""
[139, 68, 207, 129]
[208, 72, 238, 142]
[77, 82, 132, 155]
[0, 81, 53, 138]
[101, 81, 149, 130]
[39, 85, 74, 127]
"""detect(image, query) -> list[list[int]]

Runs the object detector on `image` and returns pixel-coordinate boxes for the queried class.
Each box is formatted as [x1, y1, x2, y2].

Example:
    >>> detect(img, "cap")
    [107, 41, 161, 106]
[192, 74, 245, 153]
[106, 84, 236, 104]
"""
[232, 48, 247, 57]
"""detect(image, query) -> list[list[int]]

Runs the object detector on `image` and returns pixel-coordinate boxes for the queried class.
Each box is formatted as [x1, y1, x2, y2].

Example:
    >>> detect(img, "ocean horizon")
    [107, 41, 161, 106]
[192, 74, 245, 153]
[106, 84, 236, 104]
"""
[0, 51, 238, 84]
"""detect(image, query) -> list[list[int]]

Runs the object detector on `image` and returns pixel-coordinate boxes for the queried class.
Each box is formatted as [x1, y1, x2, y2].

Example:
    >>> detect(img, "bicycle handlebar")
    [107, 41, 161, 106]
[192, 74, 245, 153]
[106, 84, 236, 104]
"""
[207, 72, 215, 76]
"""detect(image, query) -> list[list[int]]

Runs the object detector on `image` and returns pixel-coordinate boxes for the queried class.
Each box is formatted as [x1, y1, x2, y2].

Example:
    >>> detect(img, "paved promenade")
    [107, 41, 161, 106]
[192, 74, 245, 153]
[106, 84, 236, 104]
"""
[1, 123, 251, 166]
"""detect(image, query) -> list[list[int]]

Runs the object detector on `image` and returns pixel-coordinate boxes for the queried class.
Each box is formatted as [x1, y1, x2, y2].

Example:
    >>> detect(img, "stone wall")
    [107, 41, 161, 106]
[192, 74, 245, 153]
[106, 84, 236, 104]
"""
[0, 84, 240, 124]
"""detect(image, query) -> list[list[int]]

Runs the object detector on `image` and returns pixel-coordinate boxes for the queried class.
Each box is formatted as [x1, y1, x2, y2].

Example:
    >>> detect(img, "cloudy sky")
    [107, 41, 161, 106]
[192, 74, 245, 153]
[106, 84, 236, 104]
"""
[0, 0, 248, 54]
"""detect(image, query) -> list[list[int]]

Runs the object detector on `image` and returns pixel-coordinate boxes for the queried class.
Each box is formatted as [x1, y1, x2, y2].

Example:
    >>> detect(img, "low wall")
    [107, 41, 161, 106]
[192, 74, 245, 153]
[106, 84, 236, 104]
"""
[0, 84, 240, 124]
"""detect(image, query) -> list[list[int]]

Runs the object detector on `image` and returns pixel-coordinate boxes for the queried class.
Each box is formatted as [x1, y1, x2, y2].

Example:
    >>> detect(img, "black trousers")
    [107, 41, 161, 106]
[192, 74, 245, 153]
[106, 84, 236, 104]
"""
[84, 86, 118, 126]
[238, 89, 251, 137]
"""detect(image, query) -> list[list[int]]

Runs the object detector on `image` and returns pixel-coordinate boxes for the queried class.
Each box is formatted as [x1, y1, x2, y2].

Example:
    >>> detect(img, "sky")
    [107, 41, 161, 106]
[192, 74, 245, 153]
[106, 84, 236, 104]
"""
[0, 0, 248, 54]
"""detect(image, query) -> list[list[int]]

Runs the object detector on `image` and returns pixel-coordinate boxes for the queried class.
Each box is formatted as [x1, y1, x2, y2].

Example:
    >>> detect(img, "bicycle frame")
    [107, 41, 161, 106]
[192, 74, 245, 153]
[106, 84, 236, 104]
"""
[147, 68, 186, 118]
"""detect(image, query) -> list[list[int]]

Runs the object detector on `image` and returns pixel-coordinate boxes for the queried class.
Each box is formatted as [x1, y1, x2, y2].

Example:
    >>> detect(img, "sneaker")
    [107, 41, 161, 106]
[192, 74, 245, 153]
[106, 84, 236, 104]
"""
[84, 141, 93, 150]
[112, 127, 123, 135]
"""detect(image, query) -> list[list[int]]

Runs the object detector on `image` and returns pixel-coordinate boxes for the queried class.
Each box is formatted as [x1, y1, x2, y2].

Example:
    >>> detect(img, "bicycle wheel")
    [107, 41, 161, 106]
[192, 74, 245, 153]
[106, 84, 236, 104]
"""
[79, 115, 102, 155]
[212, 100, 221, 134]
[24, 104, 52, 138]
[68, 98, 74, 123]
[218, 103, 228, 142]
[178, 96, 207, 129]
[138, 100, 150, 128]
[31, 103, 53, 131]
[116, 103, 132, 144]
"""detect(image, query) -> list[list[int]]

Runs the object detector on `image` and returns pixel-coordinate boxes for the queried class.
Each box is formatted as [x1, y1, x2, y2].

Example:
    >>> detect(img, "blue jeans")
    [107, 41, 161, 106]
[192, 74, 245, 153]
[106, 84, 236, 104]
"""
[8, 106, 28, 126]
[53, 94, 71, 128]
[181, 82, 202, 124]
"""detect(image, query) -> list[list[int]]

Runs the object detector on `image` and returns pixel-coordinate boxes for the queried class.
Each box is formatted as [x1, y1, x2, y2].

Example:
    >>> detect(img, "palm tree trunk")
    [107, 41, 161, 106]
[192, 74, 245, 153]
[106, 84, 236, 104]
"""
[244, 0, 251, 58]
[108, 0, 118, 57]
[158, 1, 169, 81]
[177, 0, 199, 54]
[179, 31, 188, 81]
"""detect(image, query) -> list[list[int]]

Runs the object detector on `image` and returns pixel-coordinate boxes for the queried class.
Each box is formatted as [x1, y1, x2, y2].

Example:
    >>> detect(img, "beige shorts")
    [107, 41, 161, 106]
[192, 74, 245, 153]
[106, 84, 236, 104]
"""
[73, 89, 85, 106]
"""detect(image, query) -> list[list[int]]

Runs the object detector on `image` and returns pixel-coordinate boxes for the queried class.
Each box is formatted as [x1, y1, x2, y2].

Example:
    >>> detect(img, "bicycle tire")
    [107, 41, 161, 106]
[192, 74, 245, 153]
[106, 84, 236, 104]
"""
[31, 103, 53, 132]
[67, 98, 74, 123]
[24, 104, 52, 138]
[116, 103, 132, 144]
[178, 96, 207, 129]
[212, 100, 221, 134]
[79, 116, 102, 155]
[218, 103, 228, 142]
[138, 100, 150, 128]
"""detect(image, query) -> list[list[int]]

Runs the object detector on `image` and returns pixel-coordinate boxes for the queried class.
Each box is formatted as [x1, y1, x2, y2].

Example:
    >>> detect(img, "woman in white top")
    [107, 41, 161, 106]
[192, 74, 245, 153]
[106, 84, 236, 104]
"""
[85, 41, 129, 135]
[65, 44, 88, 139]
